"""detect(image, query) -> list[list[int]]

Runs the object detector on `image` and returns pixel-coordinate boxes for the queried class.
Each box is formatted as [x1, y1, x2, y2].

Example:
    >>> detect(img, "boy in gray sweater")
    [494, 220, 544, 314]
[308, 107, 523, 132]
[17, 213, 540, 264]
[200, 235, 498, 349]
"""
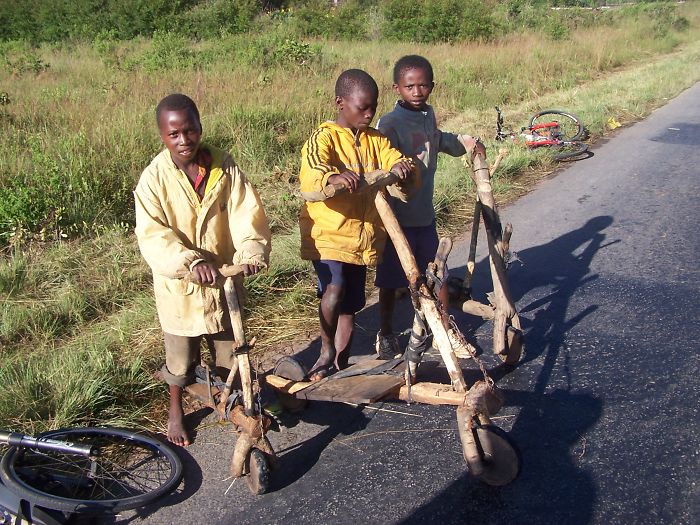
[375, 54, 484, 359]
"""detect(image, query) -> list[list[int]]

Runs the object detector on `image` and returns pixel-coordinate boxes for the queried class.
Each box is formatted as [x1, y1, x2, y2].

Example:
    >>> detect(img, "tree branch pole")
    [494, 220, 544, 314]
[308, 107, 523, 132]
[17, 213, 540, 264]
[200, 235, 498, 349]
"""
[374, 190, 467, 392]
[469, 153, 519, 356]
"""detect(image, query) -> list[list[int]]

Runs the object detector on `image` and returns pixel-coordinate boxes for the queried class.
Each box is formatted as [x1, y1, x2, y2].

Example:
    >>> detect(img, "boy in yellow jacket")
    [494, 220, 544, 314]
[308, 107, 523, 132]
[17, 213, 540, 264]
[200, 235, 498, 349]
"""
[134, 94, 271, 446]
[299, 69, 416, 381]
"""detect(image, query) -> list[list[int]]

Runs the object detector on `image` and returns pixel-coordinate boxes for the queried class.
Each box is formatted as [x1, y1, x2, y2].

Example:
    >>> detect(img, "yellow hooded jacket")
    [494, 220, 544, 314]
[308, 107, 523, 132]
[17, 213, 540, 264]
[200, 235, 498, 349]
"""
[299, 121, 413, 266]
[134, 145, 271, 337]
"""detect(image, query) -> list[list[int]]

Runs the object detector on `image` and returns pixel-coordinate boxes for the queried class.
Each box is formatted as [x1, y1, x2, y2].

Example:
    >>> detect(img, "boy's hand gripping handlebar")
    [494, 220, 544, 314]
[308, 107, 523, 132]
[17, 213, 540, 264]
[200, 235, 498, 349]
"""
[300, 169, 403, 202]
[175, 264, 249, 286]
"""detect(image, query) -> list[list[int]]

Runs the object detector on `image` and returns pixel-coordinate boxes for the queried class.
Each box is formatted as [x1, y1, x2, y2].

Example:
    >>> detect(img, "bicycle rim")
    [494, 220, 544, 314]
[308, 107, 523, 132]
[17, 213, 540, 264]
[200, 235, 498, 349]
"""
[551, 142, 589, 161]
[529, 109, 584, 142]
[0, 427, 183, 514]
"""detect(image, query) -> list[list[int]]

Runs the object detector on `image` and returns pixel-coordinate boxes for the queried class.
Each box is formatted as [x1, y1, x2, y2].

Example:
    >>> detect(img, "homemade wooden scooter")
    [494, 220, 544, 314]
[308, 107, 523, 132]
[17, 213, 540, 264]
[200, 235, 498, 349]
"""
[451, 149, 524, 364]
[181, 266, 276, 495]
[267, 151, 523, 486]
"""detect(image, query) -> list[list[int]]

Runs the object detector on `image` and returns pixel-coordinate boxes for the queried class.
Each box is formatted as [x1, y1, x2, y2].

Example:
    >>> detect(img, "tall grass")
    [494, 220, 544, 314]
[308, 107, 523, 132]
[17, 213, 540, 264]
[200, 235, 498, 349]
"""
[1, 2, 700, 432]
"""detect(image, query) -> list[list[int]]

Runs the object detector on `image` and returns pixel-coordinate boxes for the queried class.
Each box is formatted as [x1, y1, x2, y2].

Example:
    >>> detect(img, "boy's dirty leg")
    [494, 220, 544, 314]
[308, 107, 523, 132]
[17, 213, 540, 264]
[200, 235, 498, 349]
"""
[310, 283, 344, 381]
[334, 313, 354, 370]
[168, 384, 191, 446]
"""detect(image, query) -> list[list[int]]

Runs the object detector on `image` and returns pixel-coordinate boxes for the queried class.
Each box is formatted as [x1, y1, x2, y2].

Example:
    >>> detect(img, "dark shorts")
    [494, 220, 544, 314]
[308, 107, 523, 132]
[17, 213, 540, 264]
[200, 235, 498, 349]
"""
[312, 260, 367, 314]
[375, 222, 440, 289]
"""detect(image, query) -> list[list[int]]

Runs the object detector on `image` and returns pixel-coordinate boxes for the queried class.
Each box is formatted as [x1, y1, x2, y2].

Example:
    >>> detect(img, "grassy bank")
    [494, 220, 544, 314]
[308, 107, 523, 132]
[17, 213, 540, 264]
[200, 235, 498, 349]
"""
[1, 2, 700, 433]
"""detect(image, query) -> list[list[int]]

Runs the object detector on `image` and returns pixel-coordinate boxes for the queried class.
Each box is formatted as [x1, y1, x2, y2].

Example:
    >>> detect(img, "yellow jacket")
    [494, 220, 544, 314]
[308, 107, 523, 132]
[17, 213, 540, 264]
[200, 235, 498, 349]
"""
[299, 121, 412, 265]
[134, 145, 271, 336]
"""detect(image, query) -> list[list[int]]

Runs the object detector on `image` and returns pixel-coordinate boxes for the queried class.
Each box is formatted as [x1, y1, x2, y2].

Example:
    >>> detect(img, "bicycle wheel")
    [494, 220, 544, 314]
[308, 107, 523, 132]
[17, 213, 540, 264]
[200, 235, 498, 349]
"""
[551, 141, 589, 162]
[528, 109, 585, 142]
[0, 427, 183, 514]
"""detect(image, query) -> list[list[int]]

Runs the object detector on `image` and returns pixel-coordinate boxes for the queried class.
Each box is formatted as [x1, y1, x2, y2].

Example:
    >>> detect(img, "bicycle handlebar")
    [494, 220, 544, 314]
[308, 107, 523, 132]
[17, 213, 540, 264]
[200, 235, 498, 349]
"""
[0, 430, 96, 456]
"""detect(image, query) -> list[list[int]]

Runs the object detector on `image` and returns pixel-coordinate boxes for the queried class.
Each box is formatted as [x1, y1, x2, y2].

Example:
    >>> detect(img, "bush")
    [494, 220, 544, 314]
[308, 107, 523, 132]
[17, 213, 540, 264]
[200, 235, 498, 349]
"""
[175, 0, 261, 39]
[545, 18, 570, 40]
[288, 0, 371, 40]
[130, 30, 195, 72]
[381, 0, 496, 43]
[0, 40, 49, 75]
[0, 0, 243, 43]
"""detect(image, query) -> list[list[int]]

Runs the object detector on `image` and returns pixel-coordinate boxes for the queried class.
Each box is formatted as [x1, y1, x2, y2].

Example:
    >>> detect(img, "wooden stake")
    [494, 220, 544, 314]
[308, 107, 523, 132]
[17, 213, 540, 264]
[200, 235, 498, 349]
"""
[224, 277, 255, 414]
[374, 191, 467, 392]
[470, 153, 520, 357]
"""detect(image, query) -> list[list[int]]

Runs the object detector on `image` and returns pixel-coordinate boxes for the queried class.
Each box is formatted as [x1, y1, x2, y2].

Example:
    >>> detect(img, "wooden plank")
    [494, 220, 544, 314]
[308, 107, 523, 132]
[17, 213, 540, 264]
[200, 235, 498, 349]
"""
[299, 374, 405, 404]
[184, 383, 218, 405]
[265, 374, 313, 395]
[396, 382, 466, 406]
[298, 359, 406, 404]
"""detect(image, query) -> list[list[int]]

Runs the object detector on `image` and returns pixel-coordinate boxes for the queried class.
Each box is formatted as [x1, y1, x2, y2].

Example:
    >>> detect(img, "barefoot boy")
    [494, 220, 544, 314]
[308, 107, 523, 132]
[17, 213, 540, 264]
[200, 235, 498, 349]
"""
[374, 55, 484, 360]
[134, 94, 271, 446]
[299, 69, 416, 381]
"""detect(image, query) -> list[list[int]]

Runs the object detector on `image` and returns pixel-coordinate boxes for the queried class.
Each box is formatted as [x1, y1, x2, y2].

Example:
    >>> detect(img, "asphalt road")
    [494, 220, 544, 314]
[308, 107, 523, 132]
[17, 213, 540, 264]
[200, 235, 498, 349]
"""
[125, 83, 700, 525]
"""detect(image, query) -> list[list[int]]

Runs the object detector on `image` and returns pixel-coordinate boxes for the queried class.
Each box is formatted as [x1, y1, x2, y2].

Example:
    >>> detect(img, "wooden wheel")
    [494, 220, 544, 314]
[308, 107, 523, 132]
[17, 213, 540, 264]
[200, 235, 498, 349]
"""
[245, 448, 270, 495]
[471, 425, 521, 486]
[272, 356, 308, 413]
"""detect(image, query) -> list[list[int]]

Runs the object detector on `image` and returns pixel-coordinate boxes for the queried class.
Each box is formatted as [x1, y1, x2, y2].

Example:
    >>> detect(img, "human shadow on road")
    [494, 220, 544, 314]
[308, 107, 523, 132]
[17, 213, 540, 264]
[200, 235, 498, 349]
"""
[397, 216, 617, 523]
[453, 214, 618, 370]
[268, 216, 615, 514]
[396, 387, 602, 525]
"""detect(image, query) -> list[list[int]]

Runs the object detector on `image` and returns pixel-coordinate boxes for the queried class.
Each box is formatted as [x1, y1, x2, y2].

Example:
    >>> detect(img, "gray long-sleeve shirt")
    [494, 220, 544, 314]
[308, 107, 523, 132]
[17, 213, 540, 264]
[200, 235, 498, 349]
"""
[377, 101, 466, 227]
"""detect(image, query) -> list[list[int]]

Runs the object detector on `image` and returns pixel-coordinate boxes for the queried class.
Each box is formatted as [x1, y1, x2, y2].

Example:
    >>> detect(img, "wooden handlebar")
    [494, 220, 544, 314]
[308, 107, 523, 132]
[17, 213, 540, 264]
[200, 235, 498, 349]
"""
[175, 264, 248, 285]
[300, 169, 401, 202]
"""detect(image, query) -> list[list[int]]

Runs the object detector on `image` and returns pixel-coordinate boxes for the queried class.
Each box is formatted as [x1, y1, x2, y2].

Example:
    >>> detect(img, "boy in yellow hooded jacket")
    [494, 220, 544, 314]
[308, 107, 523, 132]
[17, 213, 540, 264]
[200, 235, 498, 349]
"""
[299, 69, 416, 380]
[135, 94, 271, 446]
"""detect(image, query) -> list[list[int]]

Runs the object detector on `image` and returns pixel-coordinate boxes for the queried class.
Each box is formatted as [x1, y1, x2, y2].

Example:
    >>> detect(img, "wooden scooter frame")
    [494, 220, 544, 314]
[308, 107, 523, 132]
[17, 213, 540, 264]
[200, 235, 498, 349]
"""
[181, 266, 275, 495]
[457, 150, 524, 364]
[268, 152, 522, 486]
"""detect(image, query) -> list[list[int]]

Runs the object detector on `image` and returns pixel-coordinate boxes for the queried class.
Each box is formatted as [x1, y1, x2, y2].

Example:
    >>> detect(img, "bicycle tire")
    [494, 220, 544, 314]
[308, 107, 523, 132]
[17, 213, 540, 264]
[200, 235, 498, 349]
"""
[528, 109, 585, 142]
[551, 141, 589, 161]
[0, 427, 183, 514]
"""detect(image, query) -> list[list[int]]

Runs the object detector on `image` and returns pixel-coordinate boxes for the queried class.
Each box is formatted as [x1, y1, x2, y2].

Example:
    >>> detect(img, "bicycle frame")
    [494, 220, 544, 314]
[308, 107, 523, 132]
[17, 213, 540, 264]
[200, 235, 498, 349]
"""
[495, 106, 565, 147]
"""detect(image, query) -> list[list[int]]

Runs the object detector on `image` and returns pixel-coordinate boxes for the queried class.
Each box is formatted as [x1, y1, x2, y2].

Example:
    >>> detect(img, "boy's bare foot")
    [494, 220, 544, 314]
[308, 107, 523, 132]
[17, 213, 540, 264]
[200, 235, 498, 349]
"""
[308, 352, 337, 382]
[167, 406, 191, 447]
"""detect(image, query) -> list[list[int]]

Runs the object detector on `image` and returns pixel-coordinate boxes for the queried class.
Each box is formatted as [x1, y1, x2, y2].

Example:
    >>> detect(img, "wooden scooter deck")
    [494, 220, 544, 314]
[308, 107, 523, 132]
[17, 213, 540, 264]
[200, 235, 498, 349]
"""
[275, 359, 406, 404]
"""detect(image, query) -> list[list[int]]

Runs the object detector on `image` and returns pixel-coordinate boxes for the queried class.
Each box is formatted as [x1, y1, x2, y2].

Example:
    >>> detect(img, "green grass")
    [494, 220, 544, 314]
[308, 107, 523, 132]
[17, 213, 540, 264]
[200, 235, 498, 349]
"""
[1, 2, 700, 433]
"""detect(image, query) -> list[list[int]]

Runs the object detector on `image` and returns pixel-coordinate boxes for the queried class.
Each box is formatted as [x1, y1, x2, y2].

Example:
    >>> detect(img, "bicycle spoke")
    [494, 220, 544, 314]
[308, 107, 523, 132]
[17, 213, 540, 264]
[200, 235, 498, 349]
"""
[1, 428, 182, 512]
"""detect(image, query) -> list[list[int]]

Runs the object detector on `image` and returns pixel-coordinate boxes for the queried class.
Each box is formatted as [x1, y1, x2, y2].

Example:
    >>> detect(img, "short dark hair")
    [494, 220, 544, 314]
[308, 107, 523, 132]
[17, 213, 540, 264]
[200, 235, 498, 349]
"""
[393, 55, 434, 84]
[335, 69, 379, 99]
[155, 93, 200, 125]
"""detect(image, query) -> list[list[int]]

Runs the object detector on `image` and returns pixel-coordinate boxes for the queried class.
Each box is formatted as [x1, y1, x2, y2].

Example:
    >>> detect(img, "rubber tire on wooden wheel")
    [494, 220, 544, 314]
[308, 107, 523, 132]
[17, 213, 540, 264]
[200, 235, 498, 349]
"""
[472, 425, 522, 486]
[498, 325, 523, 365]
[245, 449, 270, 495]
[272, 356, 308, 413]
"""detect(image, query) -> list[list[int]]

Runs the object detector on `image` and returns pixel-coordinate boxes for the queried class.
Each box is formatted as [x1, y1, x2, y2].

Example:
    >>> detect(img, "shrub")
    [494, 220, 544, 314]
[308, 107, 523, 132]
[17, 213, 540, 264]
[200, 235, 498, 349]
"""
[381, 0, 495, 43]
[273, 38, 320, 66]
[175, 0, 261, 39]
[132, 30, 195, 72]
[545, 18, 570, 40]
[289, 0, 370, 40]
[0, 40, 49, 76]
